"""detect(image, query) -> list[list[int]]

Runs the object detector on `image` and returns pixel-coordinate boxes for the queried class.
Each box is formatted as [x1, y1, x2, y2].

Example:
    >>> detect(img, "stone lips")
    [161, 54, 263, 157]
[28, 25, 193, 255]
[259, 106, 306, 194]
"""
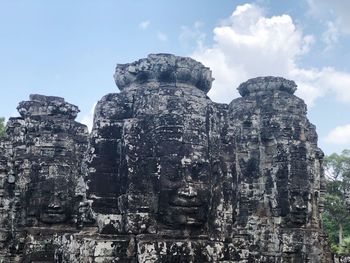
[114, 53, 214, 93]
[238, 76, 297, 97]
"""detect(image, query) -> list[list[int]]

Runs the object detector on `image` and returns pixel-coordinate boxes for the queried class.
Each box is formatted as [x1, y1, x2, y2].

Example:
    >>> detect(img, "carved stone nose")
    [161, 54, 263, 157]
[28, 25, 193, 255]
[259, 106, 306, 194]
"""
[178, 185, 197, 197]
[48, 198, 61, 209]
[294, 197, 307, 209]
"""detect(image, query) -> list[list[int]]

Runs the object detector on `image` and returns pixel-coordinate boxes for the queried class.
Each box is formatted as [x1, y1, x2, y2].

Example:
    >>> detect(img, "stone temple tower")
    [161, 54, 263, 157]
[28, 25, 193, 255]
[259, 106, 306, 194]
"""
[0, 54, 333, 262]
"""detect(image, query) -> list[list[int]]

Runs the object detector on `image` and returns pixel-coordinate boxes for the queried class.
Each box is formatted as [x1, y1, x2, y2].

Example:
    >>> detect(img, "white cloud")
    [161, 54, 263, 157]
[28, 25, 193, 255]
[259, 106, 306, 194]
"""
[308, 0, 350, 50]
[179, 21, 206, 49]
[322, 21, 339, 49]
[316, 68, 350, 103]
[307, 0, 350, 35]
[190, 3, 350, 106]
[79, 102, 97, 132]
[139, 20, 150, 30]
[324, 124, 350, 145]
[157, 32, 168, 42]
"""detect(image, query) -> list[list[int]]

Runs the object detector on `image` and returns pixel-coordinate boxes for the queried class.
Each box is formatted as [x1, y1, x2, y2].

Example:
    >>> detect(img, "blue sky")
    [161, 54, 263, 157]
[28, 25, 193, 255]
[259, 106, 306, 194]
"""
[1, 0, 350, 155]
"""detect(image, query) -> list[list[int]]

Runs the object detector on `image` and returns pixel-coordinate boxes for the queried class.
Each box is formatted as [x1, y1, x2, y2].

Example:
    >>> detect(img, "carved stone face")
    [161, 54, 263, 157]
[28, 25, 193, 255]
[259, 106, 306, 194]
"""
[26, 166, 75, 224]
[40, 177, 73, 223]
[158, 160, 211, 227]
[289, 190, 309, 225]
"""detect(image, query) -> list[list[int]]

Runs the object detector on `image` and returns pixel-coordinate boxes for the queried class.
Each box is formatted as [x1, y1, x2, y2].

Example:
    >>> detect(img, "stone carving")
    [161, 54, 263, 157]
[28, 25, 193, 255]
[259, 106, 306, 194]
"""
[0, 95, 88, 261]
[0, 54, 333, 262]
[227, 76, 329, 262]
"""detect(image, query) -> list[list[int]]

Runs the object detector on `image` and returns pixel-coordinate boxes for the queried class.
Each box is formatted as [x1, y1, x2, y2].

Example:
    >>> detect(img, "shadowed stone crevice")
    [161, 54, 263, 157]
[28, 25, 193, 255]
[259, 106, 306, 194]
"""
[0, 54, 333, 262]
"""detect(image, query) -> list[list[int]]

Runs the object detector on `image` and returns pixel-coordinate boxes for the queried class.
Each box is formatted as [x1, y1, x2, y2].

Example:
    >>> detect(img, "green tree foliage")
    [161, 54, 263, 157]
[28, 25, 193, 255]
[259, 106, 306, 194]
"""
[339, 237, 350, 255]
[323, 150, 350, 253]
[0, 117, 5, 138]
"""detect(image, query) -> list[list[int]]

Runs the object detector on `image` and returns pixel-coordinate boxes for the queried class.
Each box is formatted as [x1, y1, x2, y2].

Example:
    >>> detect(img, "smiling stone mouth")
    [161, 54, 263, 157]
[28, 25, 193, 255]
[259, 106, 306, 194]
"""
[169, 206, 200, 214]
[40, 210, 67, 222]
[43, 208, 65, 215]
[169, 197, 203, 207]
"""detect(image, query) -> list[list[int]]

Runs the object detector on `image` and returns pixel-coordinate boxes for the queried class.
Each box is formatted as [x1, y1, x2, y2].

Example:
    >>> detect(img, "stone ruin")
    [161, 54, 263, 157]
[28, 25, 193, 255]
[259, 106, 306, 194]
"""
[0, 54, 333, 262]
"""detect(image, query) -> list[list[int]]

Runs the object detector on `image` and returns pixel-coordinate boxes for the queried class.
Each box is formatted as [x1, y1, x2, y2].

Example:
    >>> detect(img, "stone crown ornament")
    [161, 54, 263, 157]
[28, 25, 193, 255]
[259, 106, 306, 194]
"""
[114, 53, 213, 93]
[238, 76, 297, 97]
[17, 94, 80, 119]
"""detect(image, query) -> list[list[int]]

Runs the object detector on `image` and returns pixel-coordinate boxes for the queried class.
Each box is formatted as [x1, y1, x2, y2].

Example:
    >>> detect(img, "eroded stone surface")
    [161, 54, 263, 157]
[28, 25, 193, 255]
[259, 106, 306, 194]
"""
[0, 95, 89, 262]
[227, 76, 330, 262]
[0, 54, 333, 262]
